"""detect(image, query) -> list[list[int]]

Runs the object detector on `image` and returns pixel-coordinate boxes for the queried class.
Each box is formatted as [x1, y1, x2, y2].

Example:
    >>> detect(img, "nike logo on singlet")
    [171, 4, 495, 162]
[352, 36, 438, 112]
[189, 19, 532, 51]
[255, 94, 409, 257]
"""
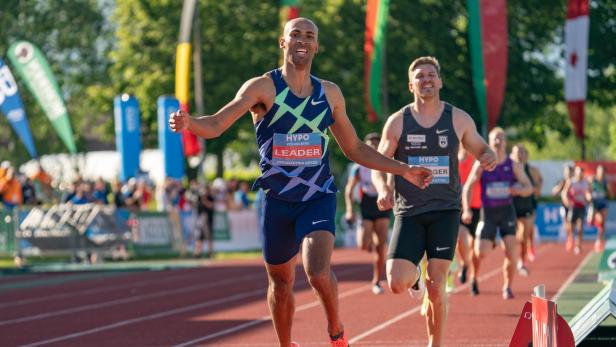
[436, 246, 450, 251]
[312, 219, 329, 225]
[436, 128, 448, 134]
[310, 99, 324, 106]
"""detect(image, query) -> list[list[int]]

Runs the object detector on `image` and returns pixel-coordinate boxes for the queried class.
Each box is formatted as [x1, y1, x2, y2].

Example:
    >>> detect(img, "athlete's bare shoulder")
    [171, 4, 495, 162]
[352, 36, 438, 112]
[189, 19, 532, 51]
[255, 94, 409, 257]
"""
[450, 105, 476, 139]
[385, 107, 405, 128]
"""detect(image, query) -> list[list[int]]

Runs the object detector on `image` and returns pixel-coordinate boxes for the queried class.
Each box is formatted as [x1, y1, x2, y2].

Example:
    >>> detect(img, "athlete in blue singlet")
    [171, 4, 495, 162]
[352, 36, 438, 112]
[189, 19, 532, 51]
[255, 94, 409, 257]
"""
[169, 18, 432, 347]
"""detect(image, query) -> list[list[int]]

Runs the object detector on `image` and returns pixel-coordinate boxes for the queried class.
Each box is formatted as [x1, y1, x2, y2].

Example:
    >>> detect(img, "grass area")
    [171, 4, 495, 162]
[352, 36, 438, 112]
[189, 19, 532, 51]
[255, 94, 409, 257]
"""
[556, 252, 616, 326]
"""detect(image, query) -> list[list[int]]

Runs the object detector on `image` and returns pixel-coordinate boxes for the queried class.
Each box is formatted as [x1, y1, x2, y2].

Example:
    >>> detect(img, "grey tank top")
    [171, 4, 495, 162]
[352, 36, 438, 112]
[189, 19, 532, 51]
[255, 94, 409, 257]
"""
[393, 103, 460, 216]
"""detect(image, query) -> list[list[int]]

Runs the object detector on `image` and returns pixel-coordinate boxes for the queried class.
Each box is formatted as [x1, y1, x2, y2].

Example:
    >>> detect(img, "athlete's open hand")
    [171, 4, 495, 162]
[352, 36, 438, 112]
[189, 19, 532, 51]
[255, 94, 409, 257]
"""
[478, 150, 497, 171]
[169, 109, 190, 133]
[376, 189, 394, 211]
[401, 165, 432, 189]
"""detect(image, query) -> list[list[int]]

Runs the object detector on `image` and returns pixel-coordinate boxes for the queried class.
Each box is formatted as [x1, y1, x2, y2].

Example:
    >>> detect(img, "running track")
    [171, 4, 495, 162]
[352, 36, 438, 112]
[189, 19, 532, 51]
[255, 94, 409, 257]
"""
[0, 242, 591, 347]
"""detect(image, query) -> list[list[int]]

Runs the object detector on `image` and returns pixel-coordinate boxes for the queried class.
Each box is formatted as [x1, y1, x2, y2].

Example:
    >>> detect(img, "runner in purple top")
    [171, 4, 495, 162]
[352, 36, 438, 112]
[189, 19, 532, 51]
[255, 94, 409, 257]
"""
[462, 127, 533, 300]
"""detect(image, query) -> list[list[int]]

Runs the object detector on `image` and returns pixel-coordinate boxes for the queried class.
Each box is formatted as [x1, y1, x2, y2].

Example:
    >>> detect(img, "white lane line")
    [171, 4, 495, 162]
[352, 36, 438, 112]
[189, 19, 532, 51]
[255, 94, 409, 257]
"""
[20, 266, 367, 347]
[0, 271, 209, 309]
[349, 266, 503, 344]
[174, 282, 370, 347]
[1, 272, 265, 326]
[552, 249, 594, 302]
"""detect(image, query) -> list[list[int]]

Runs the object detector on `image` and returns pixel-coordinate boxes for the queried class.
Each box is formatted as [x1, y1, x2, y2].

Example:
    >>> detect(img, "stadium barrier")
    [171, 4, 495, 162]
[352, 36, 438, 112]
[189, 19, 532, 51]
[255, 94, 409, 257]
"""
[569, 280, 616, 346]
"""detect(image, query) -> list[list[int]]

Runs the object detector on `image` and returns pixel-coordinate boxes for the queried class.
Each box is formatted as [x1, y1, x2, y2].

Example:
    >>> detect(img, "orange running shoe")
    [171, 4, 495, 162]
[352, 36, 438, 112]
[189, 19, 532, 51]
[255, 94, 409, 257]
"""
[329, 331, 350, 347]
[565, 236, 574, 252]
[527, 245, 536, 262]
[594, 239, 605, 253]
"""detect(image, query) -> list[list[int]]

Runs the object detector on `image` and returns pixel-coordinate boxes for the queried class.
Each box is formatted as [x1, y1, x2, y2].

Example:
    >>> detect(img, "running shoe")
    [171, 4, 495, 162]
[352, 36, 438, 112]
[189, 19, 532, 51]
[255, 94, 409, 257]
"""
[372, 282, 384, 295]
[527, 245, 536, 262]
[470, 280, 480, 296]
[458, 265, 468, 284]
[408, 266, 426, 299]
[517, 265, 529, 277]
[446, 272, 455, 293]
[502, 287, 514, 300]
[594, 239, 605, 253]
[565, 236, 574, 252]
[574, 245, 581, 255]
[329, 331, 350, 347]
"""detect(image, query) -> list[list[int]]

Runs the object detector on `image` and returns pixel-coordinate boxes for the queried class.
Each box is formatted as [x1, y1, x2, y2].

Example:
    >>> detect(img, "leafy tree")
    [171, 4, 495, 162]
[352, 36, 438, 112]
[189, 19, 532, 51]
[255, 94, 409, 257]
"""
[0, 0, 111, 164]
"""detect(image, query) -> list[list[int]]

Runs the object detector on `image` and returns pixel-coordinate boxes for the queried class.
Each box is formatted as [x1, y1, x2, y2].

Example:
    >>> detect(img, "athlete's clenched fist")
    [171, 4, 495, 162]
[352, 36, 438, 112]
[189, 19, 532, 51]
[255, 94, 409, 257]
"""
[169, 110, 190, 132]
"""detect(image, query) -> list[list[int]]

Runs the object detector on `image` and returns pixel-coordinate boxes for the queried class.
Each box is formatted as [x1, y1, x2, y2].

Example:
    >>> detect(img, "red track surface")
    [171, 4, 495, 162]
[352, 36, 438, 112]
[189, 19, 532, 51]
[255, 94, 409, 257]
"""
[0, 242, 590, 347]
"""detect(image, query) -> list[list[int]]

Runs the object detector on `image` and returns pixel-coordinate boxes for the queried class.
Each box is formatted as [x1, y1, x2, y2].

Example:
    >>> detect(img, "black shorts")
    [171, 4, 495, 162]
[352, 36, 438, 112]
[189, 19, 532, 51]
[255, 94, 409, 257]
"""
[360, 195, 392, 221]
[477, 205, 517, 242]
[513, 196, 535, 218]
[388, 209, 460, 265]
[567, 206, 586, 223]
[460, 207, 481, 238]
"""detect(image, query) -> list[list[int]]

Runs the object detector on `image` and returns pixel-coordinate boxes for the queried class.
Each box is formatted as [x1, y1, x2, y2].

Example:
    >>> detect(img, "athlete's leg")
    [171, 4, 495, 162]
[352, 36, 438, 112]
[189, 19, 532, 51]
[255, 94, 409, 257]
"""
[501, 234, 518, 294]
[357, 219, 374, 251]
[425, 258, 451, 347]
[372, 217, 389, 286]
[265, 256, 298, 347]
[456, 224, 470, 273]
[302, 230, 344, 337]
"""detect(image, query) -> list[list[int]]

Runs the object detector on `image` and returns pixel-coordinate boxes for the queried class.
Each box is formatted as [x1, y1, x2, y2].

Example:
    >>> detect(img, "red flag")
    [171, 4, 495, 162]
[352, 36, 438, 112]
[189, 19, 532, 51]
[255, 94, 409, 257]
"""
[564, 0, 589, 140]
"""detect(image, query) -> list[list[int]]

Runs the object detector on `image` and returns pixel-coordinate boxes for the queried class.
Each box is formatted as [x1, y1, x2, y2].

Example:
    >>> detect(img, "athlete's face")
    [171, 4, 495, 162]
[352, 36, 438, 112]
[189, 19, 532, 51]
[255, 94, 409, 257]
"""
[280, 18, 319, 67]
[489, 130, 506, 153]
[409, 64, 442, 99]
[512, 145, 528, 163]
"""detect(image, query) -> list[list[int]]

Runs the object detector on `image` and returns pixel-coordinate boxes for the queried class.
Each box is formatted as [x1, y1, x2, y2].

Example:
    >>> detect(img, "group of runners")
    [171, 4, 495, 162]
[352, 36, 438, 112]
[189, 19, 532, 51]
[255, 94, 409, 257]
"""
[553, 163, 611, 254]
[169, 17, 609, 347]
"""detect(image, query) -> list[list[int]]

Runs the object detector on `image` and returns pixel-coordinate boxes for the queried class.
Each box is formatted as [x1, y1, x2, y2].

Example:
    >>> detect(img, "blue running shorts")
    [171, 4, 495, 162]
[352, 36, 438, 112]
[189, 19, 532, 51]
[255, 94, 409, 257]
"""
[261, 193, 336, 265]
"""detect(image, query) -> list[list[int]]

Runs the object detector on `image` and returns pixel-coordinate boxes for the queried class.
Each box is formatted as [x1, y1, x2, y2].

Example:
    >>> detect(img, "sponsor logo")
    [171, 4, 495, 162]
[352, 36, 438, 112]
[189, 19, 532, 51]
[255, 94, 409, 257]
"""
[312, 219, 328, 225]
[14, 42, 33, 64]
[436, 128, 448, 134]
[310, 99, 324, 106]
[436, 246, 450, 251]
[407, 134, 426, 143]
[438, 135, 448, 148]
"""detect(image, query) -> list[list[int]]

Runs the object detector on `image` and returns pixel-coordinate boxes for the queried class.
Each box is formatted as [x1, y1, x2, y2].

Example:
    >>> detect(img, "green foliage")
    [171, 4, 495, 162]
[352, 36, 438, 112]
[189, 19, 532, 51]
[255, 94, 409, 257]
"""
[0, 0, 111, 164]
[1, 0, 615, 172]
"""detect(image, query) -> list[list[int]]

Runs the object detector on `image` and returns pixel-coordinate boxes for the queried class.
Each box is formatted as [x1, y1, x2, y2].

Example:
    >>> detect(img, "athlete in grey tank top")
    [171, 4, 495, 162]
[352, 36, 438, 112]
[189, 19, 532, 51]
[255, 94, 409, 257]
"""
[371, 56, 496, 347]
[393, 103, 460, 217]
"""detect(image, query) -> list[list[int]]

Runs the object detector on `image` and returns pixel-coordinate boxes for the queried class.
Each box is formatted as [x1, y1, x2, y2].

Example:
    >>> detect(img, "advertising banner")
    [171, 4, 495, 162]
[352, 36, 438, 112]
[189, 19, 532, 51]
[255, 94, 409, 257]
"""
[114, 94, 142, 181]
[157, 96, 185, 179]
[0, 58, 37, 158]
[7, 41, 76, 153]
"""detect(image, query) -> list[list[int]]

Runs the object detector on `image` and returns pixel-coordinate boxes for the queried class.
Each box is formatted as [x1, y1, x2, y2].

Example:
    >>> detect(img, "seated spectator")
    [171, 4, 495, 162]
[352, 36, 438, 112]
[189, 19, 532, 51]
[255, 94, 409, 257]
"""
[0, 167, 23, 210]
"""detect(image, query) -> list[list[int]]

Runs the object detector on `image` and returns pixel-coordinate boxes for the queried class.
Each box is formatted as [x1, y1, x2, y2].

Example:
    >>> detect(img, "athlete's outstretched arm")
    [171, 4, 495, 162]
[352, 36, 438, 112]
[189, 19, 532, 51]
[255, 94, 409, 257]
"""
[454, 109, 496, 171]
[324, 81, 432, 190]
[169, 76, 272, 138]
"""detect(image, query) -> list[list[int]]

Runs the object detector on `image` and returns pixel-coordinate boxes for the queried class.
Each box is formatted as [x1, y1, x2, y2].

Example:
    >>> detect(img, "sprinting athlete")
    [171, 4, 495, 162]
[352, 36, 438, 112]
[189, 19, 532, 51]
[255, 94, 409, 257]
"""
[589, 165, 611, 252]
[462, 127, 533, 300]
[169, 18, 432, 347]
[373, 56, 496, 347]
[344, 132, 392, 295]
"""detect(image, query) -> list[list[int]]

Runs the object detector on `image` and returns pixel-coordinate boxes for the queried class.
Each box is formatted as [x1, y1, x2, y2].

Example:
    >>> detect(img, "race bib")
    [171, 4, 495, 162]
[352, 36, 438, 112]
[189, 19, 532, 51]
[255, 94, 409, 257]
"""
[486, 181, 511, 199]
[409, 156, 449, 184]
[272, 133, 322, 167]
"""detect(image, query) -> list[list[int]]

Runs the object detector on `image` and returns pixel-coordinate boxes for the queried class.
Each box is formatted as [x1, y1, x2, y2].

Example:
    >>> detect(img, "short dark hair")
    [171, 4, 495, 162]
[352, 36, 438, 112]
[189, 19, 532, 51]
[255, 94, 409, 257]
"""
[364, 132, 381, 142]
[408, 56, 441, 78]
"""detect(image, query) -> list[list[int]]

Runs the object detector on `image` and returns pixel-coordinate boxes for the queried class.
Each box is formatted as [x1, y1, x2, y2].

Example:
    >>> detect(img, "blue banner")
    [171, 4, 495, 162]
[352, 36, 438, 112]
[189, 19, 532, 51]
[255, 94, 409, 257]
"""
[114, 94, 141, 181]
[157, 96, 184, 179]
[0, 58, 37, 158]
